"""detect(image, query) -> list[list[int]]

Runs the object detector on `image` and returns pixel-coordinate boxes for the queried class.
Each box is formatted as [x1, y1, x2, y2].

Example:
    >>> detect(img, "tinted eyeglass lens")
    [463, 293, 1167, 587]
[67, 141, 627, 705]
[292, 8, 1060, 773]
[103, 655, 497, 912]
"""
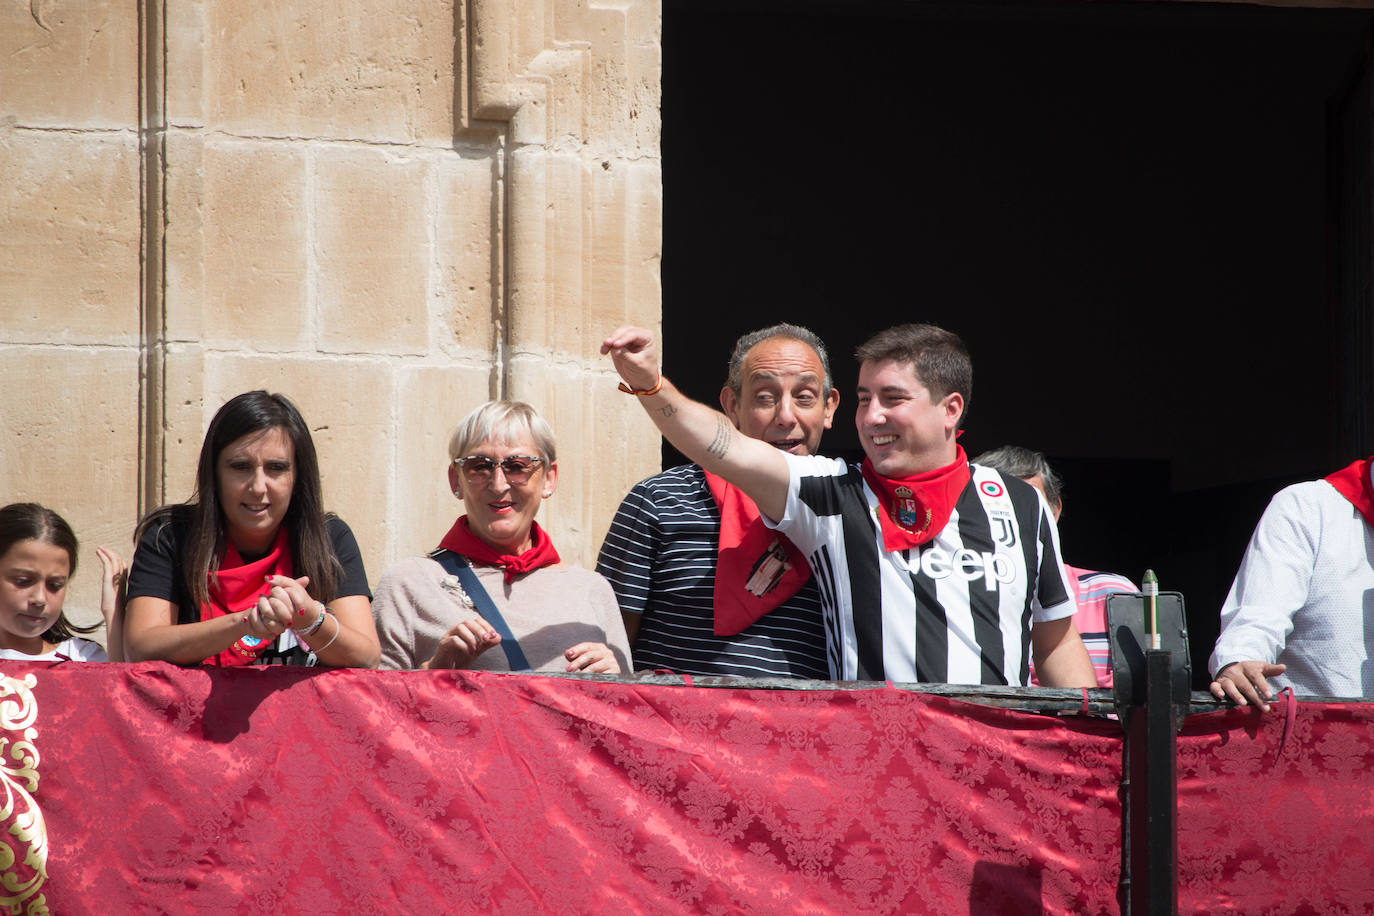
[459, 456, 541, 483]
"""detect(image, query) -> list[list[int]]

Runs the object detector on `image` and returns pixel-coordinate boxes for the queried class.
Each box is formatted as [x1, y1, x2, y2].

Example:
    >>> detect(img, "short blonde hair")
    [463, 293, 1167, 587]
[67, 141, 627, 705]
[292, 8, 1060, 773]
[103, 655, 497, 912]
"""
[448, 400, 557, 463]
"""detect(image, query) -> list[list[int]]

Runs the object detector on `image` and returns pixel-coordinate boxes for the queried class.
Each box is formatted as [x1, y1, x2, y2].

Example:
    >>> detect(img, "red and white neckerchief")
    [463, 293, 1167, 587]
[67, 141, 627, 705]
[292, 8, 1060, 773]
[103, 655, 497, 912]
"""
[703, 471, 811, 636]
[860, 446, 972, 553]
[202, 526, 295, 667]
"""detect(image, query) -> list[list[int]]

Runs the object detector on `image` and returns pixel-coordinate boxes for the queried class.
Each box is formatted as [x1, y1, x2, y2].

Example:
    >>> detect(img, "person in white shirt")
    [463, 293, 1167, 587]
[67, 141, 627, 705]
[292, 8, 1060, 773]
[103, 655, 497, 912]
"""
[1209, 456, 1374, 710]
[0, 502, 124, 662]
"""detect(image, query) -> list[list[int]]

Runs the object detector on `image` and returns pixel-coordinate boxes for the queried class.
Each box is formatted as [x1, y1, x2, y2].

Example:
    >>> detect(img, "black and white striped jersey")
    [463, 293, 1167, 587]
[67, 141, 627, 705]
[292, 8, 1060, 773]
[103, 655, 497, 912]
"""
[596, 464, 829, 679]
[770, 454, 1074, 684]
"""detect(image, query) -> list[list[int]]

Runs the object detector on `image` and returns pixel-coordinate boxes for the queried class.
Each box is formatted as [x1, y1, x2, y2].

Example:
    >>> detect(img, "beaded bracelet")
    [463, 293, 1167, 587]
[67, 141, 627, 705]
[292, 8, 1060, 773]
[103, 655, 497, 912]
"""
[291, 601, 328, 636]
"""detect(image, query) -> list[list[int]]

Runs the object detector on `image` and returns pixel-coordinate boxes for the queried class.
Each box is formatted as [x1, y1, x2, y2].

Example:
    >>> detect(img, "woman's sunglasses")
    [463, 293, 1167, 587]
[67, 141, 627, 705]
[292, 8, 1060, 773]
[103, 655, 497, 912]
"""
[454, 455, 545, 484]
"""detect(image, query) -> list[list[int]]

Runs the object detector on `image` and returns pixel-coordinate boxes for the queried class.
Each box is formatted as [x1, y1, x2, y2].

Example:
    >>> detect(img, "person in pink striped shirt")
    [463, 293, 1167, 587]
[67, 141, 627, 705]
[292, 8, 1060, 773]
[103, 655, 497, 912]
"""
[974, 447, 1135, 688]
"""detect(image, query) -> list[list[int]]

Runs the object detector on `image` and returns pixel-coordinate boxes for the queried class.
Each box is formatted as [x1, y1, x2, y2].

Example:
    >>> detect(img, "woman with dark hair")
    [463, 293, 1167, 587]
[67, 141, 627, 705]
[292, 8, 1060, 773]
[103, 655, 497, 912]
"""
[125, 391, 379, 667]
[0, 502, 126, 662]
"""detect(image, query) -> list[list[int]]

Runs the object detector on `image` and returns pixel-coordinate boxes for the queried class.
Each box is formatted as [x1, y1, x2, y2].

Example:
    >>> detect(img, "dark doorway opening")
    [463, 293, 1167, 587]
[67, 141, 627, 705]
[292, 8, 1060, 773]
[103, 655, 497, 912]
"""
[662, 0, 1374, 687]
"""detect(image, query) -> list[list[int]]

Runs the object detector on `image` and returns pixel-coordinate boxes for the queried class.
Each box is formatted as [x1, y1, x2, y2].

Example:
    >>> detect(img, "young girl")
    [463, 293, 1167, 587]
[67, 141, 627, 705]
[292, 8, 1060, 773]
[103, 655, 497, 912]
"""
[0, 503, 125, 662]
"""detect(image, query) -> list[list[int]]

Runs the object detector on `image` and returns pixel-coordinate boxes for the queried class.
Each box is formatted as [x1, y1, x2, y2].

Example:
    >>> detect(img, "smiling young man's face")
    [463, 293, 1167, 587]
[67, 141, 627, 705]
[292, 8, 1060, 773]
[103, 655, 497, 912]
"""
[720, 336, 838, 456]
[855, 358, 963, 478]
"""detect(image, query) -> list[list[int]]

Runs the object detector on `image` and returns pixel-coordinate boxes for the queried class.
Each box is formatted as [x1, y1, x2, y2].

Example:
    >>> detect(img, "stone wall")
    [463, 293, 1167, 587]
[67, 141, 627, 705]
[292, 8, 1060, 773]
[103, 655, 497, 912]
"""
[0, 0, 663, 635]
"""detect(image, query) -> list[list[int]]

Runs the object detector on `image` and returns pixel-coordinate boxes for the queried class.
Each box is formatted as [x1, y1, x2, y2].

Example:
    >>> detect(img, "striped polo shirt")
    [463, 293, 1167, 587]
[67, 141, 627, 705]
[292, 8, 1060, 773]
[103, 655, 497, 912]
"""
[596, 464, 829, 679]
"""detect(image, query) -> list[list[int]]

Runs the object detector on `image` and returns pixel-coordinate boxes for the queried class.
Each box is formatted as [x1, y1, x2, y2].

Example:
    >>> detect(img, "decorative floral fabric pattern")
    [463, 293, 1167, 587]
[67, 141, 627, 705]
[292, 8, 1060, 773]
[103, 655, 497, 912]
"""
[1, 663, 1369, 914]
[1176, 697, 1374, 915]
[0, 671, 46, 915]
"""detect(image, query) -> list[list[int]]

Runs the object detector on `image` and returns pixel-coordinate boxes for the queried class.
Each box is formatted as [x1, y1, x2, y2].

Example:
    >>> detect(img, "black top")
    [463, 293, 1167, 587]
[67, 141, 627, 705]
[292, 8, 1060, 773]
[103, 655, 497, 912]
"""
[127, 511, 371, 665]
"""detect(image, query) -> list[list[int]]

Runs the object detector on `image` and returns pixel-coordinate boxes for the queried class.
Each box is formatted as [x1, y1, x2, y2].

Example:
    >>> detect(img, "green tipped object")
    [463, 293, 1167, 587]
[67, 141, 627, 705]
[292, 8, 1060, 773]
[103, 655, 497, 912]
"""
[1143, 569, 1159, 648]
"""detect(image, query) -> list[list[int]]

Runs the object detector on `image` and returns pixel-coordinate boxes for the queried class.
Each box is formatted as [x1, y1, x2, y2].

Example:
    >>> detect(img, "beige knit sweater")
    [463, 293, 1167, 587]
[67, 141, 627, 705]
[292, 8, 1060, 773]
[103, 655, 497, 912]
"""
[373, 555, 631, 673]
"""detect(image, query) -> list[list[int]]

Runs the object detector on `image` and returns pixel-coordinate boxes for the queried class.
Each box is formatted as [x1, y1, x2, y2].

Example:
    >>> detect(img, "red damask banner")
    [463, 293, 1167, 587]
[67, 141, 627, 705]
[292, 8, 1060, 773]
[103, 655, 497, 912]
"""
[0, 663, 1369, 914]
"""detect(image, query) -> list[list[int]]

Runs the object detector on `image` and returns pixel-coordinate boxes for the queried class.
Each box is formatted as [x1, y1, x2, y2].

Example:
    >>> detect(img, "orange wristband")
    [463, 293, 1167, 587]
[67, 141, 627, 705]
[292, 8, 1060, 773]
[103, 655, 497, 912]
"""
[617, 377, 664, 396]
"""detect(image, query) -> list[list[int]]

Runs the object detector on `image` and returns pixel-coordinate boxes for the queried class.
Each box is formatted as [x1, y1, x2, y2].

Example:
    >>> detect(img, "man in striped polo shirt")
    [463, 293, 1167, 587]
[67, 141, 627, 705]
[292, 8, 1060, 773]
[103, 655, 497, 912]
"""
[974, 445, 1136, 688]
[601, 323, 1095, 687]
[596, 324, 838, 678]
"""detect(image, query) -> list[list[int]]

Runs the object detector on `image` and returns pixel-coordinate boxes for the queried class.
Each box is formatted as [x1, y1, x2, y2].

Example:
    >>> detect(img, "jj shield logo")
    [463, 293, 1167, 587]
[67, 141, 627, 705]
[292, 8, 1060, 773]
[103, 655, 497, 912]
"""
[992, 516, 1017, 548]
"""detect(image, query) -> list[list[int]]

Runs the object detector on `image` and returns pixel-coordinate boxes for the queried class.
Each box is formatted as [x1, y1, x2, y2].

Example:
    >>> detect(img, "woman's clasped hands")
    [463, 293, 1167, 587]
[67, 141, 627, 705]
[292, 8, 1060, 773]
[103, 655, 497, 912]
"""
[248, 574, 316, 640]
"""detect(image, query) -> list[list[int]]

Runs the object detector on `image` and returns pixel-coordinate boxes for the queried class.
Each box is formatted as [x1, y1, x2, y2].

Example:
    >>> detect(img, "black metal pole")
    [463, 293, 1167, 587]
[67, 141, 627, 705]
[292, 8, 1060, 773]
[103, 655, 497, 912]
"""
[1119, 708, 1135, 916]
[1144, 648, 1178, 915]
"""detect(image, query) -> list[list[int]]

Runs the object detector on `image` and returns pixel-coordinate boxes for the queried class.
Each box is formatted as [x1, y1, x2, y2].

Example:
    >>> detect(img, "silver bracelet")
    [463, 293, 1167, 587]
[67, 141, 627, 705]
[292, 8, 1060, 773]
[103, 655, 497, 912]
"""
[311, 611, 340, 654]
[291, 601, 328, 636]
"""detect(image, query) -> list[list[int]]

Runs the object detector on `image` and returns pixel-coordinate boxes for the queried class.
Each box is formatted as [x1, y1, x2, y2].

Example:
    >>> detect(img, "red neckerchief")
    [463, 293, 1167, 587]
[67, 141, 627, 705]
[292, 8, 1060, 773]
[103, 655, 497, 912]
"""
[703, 471, 811, 636]
[1325, 456, 1374, 526]
[859, 446, 972, 552]
[438, 516, 561, 583]
[202, 527, 294, 667]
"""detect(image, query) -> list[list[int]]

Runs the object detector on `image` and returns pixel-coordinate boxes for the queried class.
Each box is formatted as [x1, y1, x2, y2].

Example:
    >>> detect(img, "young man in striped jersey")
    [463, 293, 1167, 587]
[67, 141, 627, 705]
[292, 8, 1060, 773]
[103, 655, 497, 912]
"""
[596, 324, 839, 678]
[601, 323, 1096, 687]
[973, 445, 1136, 688]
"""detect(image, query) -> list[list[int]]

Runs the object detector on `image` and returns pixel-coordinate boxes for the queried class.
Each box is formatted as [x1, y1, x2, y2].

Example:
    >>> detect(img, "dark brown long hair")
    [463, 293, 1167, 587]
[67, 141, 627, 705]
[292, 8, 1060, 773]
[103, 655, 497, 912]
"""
[0, 502, 99, 642]
[134, 391, 340, 613]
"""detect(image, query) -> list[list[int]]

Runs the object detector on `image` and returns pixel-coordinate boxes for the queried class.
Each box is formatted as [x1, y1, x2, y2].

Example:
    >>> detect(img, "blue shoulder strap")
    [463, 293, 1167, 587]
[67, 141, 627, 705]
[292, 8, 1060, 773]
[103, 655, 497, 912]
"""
[429, 549, 532, 672]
